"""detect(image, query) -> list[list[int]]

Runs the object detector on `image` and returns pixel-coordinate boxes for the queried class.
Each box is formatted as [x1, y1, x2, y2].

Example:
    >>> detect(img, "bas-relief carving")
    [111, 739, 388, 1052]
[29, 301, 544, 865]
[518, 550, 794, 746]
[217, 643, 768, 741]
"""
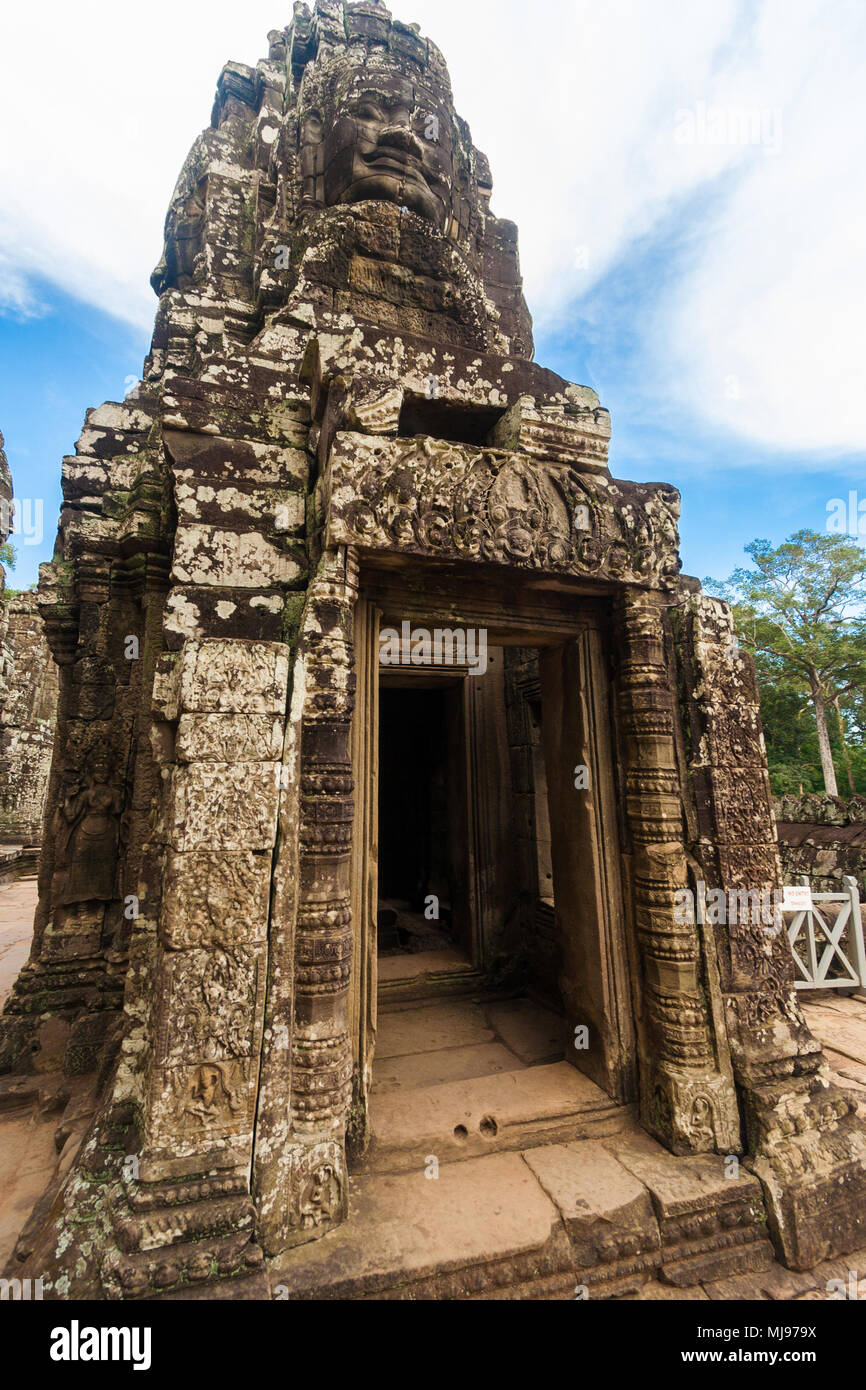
[284, 1143, 346, 1235]
[149, 1059, 256, 1148]
[57, 750, 122, 906]
[175, 712, 284, 764]
[169, 763, 281, 853]
[48, 724, 126, 916]
[327, 434, 682, 584]
[156, 947, 265, 1066]
[177, 640, 290, 717]
[161, 851, 272, 949]
[183, 1063, 245, 1127]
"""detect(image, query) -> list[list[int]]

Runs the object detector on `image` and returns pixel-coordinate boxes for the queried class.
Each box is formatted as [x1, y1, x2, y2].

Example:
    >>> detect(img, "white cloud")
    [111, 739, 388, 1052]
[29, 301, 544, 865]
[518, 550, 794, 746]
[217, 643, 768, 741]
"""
[0, 0, 863, 454]
[0, 251, 46, 319]
[658, 0, 866, 453]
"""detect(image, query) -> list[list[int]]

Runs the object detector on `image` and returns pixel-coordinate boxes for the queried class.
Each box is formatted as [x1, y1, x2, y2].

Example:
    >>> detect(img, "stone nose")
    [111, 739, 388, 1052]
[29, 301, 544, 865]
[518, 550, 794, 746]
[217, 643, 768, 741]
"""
[377, 124, 425, 160]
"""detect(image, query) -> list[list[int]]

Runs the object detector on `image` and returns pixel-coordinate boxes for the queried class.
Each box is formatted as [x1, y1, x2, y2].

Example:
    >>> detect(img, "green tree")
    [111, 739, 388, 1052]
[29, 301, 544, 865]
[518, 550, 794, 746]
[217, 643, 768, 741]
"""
[707, 530, 866, 796]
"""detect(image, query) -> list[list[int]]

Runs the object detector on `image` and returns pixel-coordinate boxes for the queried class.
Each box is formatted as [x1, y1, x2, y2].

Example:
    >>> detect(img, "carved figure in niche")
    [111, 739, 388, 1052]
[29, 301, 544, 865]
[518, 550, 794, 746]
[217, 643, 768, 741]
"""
[57, 750, 122, 906]
[298, 1163, 340, 1230]
[301, 62, 456, 231]
[182, 1063, 243, 1126]
[51, 770, 83, 882]
[690, 1095, 715, 1147]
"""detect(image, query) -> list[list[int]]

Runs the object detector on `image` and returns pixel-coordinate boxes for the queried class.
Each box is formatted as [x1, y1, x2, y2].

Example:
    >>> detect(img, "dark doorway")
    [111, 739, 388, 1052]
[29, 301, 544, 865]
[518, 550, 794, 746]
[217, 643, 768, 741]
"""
[377, 682, 470, 961]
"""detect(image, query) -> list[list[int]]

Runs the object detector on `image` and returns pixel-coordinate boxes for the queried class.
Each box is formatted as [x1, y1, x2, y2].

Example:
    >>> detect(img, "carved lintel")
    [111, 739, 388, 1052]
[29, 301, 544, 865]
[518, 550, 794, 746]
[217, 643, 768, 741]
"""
[326, 433, 681, 587]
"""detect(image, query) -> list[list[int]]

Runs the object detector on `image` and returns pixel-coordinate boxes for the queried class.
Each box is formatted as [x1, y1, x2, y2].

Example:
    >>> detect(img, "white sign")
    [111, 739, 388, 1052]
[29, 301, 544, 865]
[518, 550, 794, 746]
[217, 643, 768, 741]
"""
[782, 885, 813, 912]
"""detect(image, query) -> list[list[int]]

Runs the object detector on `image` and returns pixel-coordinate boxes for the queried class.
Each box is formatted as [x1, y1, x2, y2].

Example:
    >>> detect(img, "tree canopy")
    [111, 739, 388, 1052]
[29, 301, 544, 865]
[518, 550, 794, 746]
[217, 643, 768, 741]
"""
[706, 530, 866, 796]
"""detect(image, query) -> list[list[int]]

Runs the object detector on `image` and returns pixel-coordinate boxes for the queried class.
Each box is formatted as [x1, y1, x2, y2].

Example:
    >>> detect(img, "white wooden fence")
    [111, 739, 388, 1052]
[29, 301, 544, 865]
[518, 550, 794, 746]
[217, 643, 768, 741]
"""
[783, 875, 866, 991]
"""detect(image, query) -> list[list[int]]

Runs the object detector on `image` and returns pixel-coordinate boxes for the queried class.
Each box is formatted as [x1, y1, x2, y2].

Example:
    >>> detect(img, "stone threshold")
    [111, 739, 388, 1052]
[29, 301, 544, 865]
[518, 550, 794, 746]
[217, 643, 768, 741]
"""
[378, 949, 485, 1004]
[359, 1061, 630, 1175]
[269, 1123, 775, 1301]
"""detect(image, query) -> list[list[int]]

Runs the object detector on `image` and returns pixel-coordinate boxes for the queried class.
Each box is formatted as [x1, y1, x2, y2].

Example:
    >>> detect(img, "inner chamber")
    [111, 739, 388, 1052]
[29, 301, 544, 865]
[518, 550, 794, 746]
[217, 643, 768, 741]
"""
[374, 646, 569, 1031]
[377, 680, 472, 965]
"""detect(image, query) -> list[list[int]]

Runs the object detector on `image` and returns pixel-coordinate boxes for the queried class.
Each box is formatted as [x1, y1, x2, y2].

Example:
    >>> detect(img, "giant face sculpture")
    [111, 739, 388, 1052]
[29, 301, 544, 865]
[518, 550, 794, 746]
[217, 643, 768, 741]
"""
[301, 58, 457, 232]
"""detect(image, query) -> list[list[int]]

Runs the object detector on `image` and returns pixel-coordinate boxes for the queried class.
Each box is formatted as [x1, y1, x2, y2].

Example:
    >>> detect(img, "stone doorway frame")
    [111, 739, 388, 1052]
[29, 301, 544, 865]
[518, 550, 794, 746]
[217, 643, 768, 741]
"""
[254, 549, 742, 1253]
[346, 565, 646, 1143]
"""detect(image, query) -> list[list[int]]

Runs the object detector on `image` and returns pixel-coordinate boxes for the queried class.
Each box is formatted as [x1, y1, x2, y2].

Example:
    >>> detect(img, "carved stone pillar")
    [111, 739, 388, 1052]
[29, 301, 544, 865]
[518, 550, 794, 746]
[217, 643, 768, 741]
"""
[254, 547, 356, 1252]
[347, 596, 380, 1159]
[0, 552, 143, 1076]
[615, 587, 740, 1154]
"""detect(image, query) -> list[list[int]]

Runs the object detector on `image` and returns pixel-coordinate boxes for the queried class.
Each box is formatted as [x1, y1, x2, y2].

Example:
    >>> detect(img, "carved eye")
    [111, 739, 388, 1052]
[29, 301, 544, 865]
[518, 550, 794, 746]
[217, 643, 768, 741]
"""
[356, 102, 382, 121]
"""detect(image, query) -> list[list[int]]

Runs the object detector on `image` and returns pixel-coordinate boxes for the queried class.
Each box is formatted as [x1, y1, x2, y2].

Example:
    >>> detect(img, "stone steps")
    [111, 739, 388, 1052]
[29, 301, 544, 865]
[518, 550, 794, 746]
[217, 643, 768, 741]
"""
[377, 950, 486, 1004]
[358, 1061, 633, 1175]
[288, 991, 776, 1298]
[269, 1128, 775, 1301]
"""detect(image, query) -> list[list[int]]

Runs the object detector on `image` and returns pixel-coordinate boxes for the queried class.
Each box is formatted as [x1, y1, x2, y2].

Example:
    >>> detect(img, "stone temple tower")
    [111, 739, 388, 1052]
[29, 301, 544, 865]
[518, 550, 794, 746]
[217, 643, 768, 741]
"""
[2, 0, 865, 1300]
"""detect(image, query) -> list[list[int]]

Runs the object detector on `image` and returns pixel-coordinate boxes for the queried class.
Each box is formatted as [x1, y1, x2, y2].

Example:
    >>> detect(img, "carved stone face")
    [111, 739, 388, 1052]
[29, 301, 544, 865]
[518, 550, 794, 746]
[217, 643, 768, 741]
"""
[303, 61, 456, 230]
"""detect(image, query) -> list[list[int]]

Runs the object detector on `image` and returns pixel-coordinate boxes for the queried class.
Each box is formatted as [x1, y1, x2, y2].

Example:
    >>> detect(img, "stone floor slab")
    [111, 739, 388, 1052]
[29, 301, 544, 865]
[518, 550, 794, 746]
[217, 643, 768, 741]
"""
[364, 1062, 625, 1173]
[802, 1004, 866, 1066]
[271, 1152, 562, 1299]
[372, 1041, 526, 1094]
[377, 949, 474, 984]
[375, 999, 495, 1058]
[606, 1129, 763, 1218]
[484, 998, 567, 1065]
[523, 1139, 660, 1259]
[823, 1049, 866, 1094]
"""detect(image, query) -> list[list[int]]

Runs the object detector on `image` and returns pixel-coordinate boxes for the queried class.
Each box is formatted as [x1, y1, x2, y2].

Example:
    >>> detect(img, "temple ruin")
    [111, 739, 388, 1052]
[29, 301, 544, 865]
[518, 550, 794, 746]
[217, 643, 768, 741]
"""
[1, 0, 865, 1300]
[0, 591, 59, 846]
[0, 431, 58, 855]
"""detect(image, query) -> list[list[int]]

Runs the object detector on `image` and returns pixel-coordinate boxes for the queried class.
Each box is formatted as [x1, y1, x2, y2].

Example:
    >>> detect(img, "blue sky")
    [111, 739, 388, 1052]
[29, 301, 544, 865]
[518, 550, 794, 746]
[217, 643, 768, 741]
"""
[1, 0, 864, 590]
[0, 290, 146, 588]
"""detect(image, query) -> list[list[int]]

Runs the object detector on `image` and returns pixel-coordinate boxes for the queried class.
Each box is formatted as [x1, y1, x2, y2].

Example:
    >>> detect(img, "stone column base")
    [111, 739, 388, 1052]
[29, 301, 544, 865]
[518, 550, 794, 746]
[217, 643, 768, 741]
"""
[745, 1084, 866, 1271]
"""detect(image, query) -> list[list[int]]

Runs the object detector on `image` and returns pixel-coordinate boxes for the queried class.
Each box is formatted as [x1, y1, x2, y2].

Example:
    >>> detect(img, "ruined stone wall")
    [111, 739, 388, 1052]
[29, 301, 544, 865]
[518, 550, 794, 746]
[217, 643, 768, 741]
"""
[774, 794, 866, 894]
[0, 591, 59, 842]
[0, 430, 58, 843]
[673, 593, 866, 1266]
